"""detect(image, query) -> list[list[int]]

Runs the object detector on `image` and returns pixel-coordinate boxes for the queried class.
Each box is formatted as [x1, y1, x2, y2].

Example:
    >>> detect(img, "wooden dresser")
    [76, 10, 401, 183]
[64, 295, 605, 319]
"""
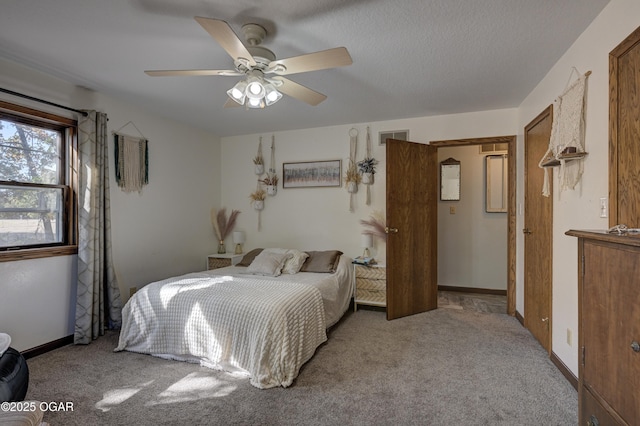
[566, 230, 640, 426]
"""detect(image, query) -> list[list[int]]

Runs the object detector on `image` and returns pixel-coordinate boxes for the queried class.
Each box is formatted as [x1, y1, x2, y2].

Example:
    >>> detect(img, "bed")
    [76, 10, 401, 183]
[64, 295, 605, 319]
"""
[115, 249, 353, 389]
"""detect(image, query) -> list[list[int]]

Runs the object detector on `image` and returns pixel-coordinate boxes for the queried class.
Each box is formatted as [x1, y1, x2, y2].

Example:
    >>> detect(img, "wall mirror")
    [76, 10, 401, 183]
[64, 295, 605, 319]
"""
[486, 154, 508, 212]
[440, 157, 461, 201]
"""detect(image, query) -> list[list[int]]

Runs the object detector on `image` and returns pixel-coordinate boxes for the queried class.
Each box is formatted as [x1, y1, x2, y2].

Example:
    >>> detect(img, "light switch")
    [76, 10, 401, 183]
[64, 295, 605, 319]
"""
[450, 206, 456, 214]
[599, 197, 608, 218]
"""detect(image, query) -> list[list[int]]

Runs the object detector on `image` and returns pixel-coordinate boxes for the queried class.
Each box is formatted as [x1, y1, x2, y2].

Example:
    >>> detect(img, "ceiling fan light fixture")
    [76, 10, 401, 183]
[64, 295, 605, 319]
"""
[247, 97, 264, 108]
[245, 77, 265, 99]
[227, 80, 247, 104]
[264, 83, 282, 106]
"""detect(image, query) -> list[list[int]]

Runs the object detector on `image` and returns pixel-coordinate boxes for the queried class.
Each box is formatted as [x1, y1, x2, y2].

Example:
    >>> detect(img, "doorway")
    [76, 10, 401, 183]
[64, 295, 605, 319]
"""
[430, 136, 516, 316]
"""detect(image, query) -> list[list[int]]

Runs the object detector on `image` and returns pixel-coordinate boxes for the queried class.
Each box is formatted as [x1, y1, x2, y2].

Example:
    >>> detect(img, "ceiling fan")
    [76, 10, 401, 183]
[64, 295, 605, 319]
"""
[145, 17, 353, 108]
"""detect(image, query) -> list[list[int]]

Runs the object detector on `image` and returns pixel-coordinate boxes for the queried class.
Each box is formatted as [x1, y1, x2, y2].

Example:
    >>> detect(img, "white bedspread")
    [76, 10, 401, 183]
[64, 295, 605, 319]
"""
[115, 256, 352, 389]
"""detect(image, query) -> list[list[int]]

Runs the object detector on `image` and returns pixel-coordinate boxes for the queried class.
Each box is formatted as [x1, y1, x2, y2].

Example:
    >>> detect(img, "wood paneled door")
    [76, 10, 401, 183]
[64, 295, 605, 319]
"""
[386, 139, 438, 320]
[609, 25, 640, 228]
[524, 105, 553, 353]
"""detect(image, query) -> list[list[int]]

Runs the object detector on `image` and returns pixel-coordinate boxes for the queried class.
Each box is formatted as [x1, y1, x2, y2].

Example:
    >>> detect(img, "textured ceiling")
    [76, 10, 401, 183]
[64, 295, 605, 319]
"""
[0, 0, 610, 137]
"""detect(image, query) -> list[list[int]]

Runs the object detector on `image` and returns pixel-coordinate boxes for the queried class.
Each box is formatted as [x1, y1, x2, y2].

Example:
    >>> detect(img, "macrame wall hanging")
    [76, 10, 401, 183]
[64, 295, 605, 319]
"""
[346, 128, 361, 212]
[260, 135, 278, 196]
[538, 68, 591, 197]
[249, 136, 266, 230]
[358, 126, 378, 206]
[113, 121, 149, 194]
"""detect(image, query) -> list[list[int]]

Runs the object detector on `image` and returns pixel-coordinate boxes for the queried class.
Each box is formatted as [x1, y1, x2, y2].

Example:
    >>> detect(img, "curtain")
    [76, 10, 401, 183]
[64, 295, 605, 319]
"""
[75, 110, 122, 344]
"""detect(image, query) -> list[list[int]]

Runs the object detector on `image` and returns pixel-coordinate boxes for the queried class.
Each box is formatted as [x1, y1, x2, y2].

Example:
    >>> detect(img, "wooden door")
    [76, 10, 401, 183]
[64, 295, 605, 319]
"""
[524, 106, 553, 352]
[386, 139, 438, 320]
[610, 25, 640, 228]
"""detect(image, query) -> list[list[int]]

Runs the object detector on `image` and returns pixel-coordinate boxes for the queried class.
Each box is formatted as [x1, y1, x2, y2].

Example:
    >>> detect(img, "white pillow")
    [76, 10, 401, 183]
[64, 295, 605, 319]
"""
[246, 250, 292, 277]
[264, 248, 309, 274]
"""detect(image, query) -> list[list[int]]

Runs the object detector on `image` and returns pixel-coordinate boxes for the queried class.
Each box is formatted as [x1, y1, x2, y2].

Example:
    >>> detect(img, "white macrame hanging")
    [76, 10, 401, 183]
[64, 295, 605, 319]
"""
[269, 135, 276, 175]
[365, 126, 373, 205]
[348, 128, 358, 212]
[538, 69, 590, 197]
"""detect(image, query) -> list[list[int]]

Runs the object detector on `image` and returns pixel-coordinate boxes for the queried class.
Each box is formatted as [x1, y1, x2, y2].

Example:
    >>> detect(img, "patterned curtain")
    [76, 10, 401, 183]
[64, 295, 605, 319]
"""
[75, 110, 122, 344]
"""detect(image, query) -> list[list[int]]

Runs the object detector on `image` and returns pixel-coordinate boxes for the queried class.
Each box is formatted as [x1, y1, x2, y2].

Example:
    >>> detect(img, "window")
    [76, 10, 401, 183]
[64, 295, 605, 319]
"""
[0, 100, 77, 260]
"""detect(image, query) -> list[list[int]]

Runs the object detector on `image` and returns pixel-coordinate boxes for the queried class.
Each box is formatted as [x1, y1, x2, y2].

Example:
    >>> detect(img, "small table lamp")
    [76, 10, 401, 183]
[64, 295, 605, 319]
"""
[233, 231, 245, 254]
[361, 233, 373, 258]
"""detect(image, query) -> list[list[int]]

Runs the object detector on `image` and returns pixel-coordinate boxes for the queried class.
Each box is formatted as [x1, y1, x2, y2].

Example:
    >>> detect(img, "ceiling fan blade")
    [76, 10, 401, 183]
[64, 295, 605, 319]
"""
[273, 77, 327, 106]
[224, 98, 242, 108]
[268, 47, 352, 76]
[145, 69, 243, 77]
[194, 17, 256, 67]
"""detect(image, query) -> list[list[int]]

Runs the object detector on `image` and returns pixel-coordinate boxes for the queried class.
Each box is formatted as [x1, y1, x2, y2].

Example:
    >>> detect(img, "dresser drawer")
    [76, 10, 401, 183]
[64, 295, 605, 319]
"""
[208, 257, 232, 270]
[355, 265, 386, 280]
[354, 264, 386, 310]
[581, 386, 625, 426]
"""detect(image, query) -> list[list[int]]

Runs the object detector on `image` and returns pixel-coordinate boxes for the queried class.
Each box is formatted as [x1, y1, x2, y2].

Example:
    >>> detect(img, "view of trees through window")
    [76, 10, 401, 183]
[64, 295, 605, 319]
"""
[0, 118, 65, 248]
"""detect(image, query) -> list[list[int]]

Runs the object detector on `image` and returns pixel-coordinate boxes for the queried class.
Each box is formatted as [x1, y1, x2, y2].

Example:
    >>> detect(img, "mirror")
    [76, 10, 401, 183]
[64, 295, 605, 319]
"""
[440, 158, 460, 201]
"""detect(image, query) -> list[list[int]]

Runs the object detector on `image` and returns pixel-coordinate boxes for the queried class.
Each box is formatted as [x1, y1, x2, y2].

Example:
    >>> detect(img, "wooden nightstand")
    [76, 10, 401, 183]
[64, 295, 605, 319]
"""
[207, 253, 243, 270]
[353, 264, 386, 311]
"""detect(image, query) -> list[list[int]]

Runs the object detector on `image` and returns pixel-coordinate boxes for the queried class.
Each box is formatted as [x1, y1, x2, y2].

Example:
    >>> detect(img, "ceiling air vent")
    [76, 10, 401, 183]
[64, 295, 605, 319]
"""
[379, 130, 409, 145]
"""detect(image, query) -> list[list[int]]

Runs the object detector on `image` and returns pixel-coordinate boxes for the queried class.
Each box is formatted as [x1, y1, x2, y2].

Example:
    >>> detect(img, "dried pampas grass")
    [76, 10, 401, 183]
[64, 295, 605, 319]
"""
[360, 210, 387, 241]
[211, 208, 240, 241]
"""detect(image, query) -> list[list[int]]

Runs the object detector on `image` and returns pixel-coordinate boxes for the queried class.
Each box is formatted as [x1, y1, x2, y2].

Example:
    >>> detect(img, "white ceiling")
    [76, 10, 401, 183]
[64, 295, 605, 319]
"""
[1, 0, 610, 137]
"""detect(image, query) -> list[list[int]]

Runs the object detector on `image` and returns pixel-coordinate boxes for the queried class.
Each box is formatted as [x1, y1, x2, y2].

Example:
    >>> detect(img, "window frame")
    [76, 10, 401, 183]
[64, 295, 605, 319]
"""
[0, 100, 78, 261]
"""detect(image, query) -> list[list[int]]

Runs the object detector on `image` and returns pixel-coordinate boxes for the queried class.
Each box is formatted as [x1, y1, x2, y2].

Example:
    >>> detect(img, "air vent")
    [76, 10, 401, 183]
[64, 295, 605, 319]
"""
[379, 130, 409, 145]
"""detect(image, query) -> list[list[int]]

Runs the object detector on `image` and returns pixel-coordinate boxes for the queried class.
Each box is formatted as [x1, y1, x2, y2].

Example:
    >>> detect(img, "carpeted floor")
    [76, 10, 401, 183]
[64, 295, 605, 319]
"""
[25, 306, 576, 425]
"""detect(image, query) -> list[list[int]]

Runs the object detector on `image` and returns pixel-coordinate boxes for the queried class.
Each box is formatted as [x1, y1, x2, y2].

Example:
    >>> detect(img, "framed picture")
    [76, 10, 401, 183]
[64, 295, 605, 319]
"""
[283, 160, 341, 188]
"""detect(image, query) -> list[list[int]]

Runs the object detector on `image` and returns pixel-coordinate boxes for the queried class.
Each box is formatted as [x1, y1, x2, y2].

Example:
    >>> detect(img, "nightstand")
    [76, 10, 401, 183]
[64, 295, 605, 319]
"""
[353, 264, 386, 311]
[207, 253, 243, 270]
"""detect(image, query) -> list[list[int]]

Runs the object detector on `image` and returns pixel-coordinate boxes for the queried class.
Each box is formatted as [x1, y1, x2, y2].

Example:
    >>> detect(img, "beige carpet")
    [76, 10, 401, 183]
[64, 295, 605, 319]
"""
[25, 305, 576, 425]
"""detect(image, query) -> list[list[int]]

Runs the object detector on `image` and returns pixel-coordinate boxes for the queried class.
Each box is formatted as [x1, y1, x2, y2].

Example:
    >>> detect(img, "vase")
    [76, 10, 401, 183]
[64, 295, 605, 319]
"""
[266, 185, 277, 196]
[254, 164, 264, 175]
[362, 172, 374, 184]
[217, 240, 226, 254]
[254, 200, 264, 210]
[347, 181, 358, 193]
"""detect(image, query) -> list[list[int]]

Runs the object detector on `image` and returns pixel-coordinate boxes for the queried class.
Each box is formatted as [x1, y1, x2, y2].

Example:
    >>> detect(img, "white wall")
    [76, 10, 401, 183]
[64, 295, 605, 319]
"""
[0, 58, 221, 351]
[221, 109, 517, 263]
[438, 146, 507, 290]
[516, 0, 640, 375]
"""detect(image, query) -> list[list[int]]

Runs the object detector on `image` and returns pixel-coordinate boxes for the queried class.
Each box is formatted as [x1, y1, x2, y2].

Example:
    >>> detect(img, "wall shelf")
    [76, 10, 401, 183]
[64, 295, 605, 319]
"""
[540, 151, 588, 168]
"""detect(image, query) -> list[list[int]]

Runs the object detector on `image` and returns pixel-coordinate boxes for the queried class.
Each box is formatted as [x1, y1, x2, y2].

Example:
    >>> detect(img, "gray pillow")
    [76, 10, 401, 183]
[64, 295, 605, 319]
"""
[300, 250, 343, 273]
[246, 250, 292, 277]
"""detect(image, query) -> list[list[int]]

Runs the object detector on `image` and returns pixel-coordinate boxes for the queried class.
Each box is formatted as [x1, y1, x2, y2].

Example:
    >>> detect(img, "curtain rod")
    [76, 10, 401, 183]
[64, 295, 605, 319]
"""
[0, 87, 88, 117]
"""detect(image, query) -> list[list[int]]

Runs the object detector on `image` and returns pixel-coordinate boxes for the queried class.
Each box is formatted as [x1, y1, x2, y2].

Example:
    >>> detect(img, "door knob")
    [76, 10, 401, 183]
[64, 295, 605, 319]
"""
[631, 341, 640, 352]
[385, 226, 399, 234]
[541, 317, 549, 322]
[523, 228, 532, 235]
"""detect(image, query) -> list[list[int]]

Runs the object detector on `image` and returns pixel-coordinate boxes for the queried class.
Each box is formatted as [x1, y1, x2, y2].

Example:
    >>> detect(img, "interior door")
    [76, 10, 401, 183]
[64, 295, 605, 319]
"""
[524, 106, 553, 352]
[386, 139, 438, 320]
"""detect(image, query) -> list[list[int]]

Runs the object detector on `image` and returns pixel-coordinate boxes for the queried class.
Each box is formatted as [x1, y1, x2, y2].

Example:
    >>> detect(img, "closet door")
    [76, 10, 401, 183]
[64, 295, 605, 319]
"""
[610, 26, 640, 227]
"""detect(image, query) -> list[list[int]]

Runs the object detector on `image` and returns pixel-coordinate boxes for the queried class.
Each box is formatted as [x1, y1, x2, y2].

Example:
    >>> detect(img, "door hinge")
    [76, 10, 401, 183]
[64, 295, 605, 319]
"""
[581, 346, 585, 366]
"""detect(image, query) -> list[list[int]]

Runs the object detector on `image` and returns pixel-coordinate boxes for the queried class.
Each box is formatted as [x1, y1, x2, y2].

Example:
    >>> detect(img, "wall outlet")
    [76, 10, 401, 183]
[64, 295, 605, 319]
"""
[566, 328, 572, 346]
[129, 287, 137, 297]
